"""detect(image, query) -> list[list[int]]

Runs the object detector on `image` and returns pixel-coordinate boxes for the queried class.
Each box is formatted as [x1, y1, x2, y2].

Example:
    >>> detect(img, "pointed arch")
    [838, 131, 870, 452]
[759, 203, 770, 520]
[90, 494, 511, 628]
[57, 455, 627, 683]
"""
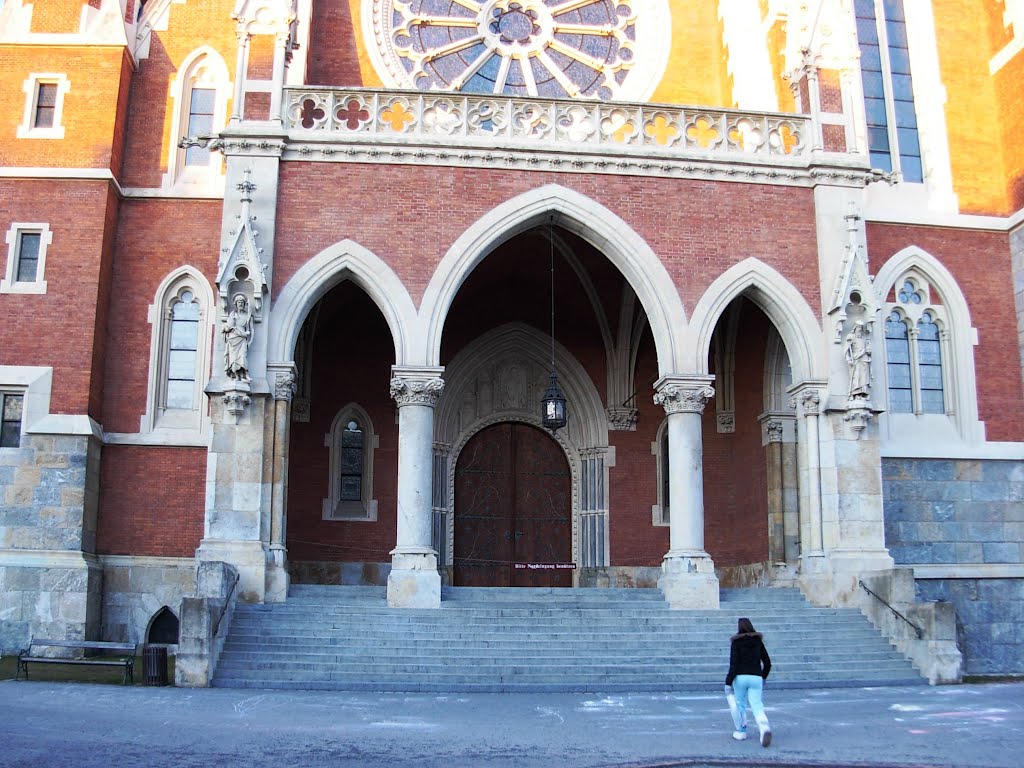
[873, 245, 983, 444]
[267, 239, 417, 364]
[418, 184, 688, 374]
[688, 258, 824, 381]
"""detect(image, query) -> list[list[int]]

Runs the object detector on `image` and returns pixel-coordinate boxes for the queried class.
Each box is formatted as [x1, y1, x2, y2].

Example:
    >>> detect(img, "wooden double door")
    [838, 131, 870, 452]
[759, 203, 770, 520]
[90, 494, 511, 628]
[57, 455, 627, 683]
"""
[453, 422, 572, 587]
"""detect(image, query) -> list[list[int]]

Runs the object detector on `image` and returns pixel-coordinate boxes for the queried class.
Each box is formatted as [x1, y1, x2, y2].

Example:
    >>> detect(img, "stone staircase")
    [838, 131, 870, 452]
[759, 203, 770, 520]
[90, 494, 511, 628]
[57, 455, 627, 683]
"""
[210, 585, 926, 692]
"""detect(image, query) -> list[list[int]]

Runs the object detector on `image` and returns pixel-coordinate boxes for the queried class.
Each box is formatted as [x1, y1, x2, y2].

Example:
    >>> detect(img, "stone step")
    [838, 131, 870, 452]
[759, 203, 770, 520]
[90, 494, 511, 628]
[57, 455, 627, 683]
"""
[212, 585, 925, 692]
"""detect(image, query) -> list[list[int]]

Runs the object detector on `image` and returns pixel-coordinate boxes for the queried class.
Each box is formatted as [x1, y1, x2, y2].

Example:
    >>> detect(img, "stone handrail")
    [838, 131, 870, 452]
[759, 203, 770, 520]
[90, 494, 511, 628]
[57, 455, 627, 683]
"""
[283, 88, 811, 161]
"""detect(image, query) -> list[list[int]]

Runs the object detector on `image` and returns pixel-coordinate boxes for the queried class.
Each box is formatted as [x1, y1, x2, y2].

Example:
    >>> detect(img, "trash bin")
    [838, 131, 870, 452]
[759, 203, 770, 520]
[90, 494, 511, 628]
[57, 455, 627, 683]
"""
[142, 645, 169, 686]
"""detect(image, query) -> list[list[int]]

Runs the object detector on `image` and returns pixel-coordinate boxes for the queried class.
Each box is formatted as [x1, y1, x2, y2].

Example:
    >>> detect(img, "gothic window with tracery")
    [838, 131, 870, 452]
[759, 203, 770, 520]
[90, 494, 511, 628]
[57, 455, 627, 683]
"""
[883, 278, 946, 415]
[324, 405, 379, 521]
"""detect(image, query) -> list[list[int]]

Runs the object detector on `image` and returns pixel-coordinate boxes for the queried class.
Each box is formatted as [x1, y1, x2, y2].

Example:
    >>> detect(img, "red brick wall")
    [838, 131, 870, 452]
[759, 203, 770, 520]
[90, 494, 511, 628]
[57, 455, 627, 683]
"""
[286, 282, 399, 563]
[97, 445, 206, 556]
[0, 180, 117, 416]
[0, 46, 132, 170]
[30, 1, 84, 33]
[273, 165, 822, 315]
[101, 199, 222, 432]
[995, 51, 1024, 209]
[246, 34, 276, 80]
[308, 0, 367, 86]
[866, 222, 1023, 440]
[703, 301, 770, 565]
[119, 0, 237, 188]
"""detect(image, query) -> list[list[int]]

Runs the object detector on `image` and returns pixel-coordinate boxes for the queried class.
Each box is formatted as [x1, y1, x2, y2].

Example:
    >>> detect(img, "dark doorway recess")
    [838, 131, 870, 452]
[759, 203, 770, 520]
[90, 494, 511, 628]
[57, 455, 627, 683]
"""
[454, 422, 573, 587]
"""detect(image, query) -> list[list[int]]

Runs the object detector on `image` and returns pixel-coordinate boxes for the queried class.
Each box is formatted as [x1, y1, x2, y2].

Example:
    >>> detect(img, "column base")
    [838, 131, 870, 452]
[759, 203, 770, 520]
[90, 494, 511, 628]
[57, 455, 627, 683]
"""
[265, 545, 289, 603]
[658, 551, 720, 609]
[387, 548, 440, 608]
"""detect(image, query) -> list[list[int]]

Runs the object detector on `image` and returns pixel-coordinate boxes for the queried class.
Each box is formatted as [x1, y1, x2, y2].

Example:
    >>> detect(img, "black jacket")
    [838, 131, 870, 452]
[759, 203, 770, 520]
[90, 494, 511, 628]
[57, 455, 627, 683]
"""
[725, 631, 771, 686]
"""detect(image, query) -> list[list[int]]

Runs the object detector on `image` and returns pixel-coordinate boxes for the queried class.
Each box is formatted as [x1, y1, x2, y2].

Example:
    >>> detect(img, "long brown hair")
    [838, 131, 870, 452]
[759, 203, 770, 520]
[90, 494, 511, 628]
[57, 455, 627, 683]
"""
[737, 617, 756, 634]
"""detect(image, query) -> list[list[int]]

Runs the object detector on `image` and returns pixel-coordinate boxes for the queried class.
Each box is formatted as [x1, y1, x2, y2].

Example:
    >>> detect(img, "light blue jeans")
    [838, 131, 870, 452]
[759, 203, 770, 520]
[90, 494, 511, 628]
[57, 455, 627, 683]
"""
[732, 674, 770, 734]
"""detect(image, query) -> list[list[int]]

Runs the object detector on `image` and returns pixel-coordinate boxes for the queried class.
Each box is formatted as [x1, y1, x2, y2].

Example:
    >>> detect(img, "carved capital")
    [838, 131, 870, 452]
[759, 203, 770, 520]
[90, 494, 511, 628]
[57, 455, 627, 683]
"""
[766, 420, 784, 443]
[716, 411, 735, 433]
[222, 390, 251, 417]
[606, 407, 638, 431]
[789, 388, 821, 415]
[390, 376, 445, 407]
[653, 384, 715, 415]
[274, 371, 297, 401]
[843, 404, 873, 438]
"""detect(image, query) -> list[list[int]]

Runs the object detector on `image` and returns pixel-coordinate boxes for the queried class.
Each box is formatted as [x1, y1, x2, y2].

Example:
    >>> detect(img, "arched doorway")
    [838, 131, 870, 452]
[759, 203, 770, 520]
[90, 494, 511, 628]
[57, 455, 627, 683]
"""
[453, 422, 572, 587]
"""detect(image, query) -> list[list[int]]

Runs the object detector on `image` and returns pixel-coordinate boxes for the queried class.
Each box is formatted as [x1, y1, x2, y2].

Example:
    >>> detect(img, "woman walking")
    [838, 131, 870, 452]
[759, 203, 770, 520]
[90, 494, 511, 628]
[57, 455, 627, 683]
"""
[725, 617, 772, 746]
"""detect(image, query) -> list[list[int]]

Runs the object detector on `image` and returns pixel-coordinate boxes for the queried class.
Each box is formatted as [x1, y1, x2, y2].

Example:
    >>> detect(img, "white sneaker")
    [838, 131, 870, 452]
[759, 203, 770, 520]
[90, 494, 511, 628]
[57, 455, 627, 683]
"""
[760, 728, 772, 747]
[732, 731, 748, 741]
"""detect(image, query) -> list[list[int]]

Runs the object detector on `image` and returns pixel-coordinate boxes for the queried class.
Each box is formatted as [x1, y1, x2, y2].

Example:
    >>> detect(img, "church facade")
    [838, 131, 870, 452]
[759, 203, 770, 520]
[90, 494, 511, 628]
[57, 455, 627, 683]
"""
[1, 0, 1022, 677]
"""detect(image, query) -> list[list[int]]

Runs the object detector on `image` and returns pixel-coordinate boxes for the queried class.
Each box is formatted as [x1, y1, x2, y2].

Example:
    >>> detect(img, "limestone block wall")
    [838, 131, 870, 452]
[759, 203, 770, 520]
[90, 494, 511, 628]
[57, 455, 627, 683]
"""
[882, 457, 1024, 675]
[100, 556, 196, 645]
[0, 432, 102, 653]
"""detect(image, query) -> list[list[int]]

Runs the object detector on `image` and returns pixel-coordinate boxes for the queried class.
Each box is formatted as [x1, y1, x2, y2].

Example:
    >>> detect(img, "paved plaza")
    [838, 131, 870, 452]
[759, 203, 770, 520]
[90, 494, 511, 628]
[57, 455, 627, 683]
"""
[0, 680, 1021, 767]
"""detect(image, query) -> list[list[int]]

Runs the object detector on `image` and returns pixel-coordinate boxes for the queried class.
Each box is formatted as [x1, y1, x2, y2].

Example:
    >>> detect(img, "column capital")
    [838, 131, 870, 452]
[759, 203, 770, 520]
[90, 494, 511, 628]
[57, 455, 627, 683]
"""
[390, 365, 445, 407]
[653, 375, 715, 415]
[787, 382, 826, 415]
[268, 361, 297, 401]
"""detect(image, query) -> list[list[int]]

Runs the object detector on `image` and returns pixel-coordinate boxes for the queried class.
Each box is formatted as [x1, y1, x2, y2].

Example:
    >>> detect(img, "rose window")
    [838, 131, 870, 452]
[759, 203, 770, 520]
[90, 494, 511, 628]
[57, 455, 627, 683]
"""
[368, 0, 668, 100]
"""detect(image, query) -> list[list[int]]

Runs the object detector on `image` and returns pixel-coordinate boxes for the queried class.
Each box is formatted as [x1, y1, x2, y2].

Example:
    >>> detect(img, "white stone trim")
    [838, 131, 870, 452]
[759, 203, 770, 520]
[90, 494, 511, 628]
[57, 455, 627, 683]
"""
[911, 564, 1024, 580]
[1, 222, 51, 294]
[0, 549, 102, 569]
[104, 431, 210, 447]
[268, 239, 417, 364]
[420, 183, 687, 374]
[16, 73, 70, 140]
[687, 257, 825, 380]
[873, 246, 984, 447]
[0, 365, 52, 436]
[881, 441, 1024, 460]
[139, 266, 215, 440]
[161, 47, 232, 193]
[99, 554, 196, 568]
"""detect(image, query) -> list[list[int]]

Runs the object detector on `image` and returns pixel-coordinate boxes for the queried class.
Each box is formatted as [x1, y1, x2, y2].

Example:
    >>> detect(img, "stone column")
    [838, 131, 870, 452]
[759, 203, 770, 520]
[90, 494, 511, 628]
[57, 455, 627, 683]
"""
[230, 29, 249, 123]
[264, 364, 295, 602]
[790, 386, 824, 558]
[269, 30, 289, 123]
[653, 376, 719, 609]
[387, 366, 445, 608]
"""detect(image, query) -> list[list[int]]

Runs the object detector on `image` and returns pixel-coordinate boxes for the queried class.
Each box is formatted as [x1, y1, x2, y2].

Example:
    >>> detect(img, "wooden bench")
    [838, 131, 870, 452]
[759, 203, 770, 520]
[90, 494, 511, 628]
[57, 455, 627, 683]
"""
[17, 639, 138, 685]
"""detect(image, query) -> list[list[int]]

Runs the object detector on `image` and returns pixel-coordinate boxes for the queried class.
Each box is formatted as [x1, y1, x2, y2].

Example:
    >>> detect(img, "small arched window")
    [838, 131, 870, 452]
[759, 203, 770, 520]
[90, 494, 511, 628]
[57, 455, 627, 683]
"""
[140, 268, 214, 438]
[162, 48, 230, 191]
[323, 405, 378, 521]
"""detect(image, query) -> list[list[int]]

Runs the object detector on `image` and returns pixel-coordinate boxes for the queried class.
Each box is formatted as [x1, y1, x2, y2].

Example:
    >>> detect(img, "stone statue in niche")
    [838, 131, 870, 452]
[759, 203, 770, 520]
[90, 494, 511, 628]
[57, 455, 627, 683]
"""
[844, 320, 871, 401]
[223, 293, 253, 382]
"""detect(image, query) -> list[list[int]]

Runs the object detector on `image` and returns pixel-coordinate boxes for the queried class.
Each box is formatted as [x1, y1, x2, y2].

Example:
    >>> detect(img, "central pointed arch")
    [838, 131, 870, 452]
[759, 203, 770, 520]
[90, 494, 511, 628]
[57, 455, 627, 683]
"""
[418, 184, 688, 374]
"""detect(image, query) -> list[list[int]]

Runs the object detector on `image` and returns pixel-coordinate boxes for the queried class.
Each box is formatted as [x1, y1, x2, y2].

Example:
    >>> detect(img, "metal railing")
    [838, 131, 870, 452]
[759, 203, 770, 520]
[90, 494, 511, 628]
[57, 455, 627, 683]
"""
[211, 572, 239, 638]
[859, 579, 923, 639]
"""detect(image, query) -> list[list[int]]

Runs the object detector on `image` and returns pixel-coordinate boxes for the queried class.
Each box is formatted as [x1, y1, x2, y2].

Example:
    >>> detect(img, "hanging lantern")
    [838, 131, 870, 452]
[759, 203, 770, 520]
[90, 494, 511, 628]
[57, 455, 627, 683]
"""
[541, 370, 567, 432]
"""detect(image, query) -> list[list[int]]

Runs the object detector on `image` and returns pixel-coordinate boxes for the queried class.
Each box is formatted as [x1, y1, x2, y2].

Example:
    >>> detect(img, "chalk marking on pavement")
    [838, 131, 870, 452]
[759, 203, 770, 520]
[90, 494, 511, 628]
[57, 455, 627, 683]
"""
[232, 695, 269, 715]
[890, 704, 925, 712]
[536, 706, 565, 723]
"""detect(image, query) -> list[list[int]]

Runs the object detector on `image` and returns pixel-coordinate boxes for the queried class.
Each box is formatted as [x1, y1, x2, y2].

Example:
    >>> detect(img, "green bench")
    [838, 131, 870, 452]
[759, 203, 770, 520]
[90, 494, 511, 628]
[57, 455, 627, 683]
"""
[17, 639, 138, 685]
